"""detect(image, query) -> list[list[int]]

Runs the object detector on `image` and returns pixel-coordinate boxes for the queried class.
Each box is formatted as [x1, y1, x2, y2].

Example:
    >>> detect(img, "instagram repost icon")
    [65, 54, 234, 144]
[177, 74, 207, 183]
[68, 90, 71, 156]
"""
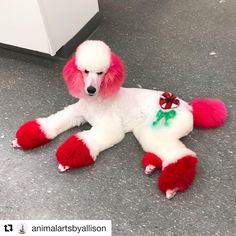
[17, 223, 27, 234]
[4, 224, 13, 232]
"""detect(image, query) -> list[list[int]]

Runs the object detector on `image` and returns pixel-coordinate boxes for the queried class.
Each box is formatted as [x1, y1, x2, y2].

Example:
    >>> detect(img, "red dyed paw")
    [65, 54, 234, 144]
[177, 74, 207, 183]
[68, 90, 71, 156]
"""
[142, 152, 162, 174]
[14, 120, 50, 150]
[56, 135, 94, 170]
[158, 155, 198, 198]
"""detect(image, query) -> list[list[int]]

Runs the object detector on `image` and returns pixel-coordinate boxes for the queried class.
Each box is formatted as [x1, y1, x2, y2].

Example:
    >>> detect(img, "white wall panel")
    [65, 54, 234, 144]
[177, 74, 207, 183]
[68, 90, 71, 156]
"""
[0, 0, 99, 55]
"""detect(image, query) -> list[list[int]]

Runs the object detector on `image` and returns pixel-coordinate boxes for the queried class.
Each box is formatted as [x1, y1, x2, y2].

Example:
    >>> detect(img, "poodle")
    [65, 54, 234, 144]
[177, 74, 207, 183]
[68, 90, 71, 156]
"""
[12, 40, 227, 199]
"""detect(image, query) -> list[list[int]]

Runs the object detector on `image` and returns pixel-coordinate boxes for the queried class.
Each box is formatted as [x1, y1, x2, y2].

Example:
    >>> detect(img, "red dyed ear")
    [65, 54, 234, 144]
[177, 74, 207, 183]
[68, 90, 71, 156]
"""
[62, 55, 84, 97]
[100, 52, 125, 98]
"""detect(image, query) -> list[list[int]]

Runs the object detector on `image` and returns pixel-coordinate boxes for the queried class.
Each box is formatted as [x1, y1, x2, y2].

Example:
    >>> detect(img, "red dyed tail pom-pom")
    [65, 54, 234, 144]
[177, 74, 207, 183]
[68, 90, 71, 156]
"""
[191, 98, 227, 128]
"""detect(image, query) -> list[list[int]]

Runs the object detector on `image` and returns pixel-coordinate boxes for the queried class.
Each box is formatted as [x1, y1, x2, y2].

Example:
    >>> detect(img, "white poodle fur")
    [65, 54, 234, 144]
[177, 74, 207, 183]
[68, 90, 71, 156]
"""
[14, 40, 208, 199]
[76, 40, 111, 72]
[38, 87, 195, 167]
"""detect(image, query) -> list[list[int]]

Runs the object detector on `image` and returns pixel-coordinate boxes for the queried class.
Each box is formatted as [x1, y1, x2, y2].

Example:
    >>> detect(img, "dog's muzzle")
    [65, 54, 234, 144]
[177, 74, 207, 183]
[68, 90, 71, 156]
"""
[87, 86, 96, 96]
[84, 72, 101, 96]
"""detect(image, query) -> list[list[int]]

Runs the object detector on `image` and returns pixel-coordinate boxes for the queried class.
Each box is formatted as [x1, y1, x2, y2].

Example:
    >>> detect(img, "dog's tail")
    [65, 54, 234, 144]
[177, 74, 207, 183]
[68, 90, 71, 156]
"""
[190, 98, 227, 128]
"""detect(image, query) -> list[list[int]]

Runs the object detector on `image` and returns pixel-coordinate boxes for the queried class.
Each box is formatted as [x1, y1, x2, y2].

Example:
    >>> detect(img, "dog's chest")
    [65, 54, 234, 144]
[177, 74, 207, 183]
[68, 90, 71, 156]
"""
[78, 99, 112, 124]
[77, 88, 160, 130]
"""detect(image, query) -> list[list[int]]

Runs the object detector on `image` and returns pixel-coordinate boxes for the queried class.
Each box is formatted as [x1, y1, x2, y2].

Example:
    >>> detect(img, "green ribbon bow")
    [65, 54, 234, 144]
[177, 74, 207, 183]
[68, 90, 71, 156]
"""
[152, 109, 176, 127]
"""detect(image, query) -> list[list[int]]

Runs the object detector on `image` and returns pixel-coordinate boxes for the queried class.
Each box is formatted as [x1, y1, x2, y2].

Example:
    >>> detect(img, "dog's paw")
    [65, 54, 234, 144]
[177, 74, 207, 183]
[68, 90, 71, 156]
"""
[56, 135, 95, 169]
[12, 138, 21, 148]
[58, 164, 70, 173]
[142, 152, 162, 174]
[158, 155, 198, 198]
[144, 165, 156, 175]
[166, 188, 178, 199]
[15, 120, 50, 150]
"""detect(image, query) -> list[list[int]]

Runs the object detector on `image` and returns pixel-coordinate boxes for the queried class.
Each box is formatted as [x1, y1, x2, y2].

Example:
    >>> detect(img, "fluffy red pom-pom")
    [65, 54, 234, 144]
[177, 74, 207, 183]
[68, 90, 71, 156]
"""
[142, 152, 162, 169]
[158, 155, 198, 193]
[16, 120, 50, 150]
[191, 98, 227, 128]
[56, 135, 94, 168]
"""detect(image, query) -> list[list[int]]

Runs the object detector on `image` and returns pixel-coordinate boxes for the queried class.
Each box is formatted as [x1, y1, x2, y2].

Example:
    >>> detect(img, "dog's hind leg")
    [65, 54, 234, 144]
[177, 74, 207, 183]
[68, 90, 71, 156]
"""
[56, 115, 125, 172]
[133, 125, 198, 199]
[12, 103, 83, 150]
[157, 149, 198, 199]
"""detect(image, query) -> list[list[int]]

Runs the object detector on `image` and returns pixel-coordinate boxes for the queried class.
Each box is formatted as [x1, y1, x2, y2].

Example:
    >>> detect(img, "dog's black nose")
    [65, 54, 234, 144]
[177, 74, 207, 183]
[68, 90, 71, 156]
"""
[87, 86, 96, 94]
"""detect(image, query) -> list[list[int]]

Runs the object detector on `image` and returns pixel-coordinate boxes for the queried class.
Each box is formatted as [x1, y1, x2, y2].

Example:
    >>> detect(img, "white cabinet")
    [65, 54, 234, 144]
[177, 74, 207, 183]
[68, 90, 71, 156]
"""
[0, 0, 99, 56]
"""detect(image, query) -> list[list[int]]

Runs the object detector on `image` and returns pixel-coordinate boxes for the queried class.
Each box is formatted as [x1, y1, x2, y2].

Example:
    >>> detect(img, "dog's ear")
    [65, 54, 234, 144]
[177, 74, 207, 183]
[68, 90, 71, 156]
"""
[62, 55, 84, 97]
[100, 52, 125, 98]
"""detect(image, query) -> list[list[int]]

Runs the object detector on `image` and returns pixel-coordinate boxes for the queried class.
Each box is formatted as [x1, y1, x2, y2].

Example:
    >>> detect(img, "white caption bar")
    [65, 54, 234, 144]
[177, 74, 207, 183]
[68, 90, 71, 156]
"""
[0, 220, 111, 236]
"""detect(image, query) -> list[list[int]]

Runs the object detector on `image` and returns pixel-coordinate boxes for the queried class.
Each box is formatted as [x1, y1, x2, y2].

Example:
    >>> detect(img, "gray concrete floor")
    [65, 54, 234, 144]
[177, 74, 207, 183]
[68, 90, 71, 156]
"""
[0, 0, 235, 235]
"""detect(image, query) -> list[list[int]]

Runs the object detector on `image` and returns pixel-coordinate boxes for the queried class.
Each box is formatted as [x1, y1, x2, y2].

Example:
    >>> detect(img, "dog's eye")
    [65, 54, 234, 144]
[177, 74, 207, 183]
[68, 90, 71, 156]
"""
[97, 72, 103, 75]
[84, 69, 89, 74]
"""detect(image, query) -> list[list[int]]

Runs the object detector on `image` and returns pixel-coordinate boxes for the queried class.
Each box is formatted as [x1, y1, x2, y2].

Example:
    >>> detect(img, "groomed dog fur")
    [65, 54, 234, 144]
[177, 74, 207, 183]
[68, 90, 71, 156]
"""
[13, 40, 227, 199]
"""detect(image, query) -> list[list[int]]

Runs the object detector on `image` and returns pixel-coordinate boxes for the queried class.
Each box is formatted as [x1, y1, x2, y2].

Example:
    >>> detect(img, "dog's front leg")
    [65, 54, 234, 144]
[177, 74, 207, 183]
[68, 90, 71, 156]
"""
[12, 103, 83, 150]
[56, 115, 125, 172]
